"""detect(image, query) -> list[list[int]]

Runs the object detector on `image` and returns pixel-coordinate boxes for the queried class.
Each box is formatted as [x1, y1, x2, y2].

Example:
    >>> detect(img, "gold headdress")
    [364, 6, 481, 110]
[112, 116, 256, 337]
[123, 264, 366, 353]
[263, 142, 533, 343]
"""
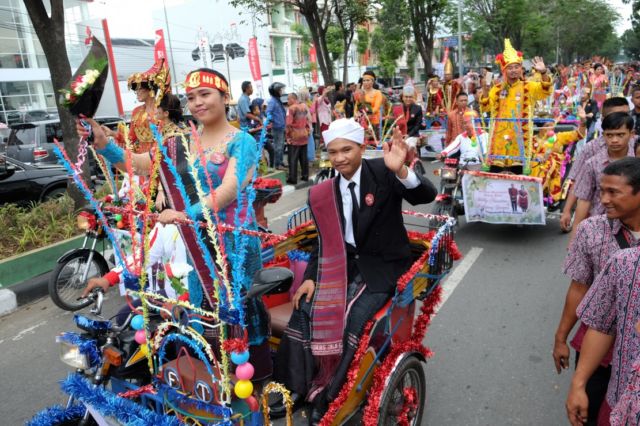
[495, 39, 523, 70]
[127, 58, 171, 106]
[444, 59, 454, 75]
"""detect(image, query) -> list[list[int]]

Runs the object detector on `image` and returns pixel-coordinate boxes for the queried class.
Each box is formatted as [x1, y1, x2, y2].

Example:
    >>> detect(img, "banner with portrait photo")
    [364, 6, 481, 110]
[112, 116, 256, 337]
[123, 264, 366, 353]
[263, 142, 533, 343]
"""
[462, 171, 546, 225]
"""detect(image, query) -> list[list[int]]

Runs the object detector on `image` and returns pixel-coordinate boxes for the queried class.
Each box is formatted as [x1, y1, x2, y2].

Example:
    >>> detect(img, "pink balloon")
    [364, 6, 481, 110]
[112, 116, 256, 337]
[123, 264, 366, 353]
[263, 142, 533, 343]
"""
[235, 362, 255, 381]
[134, 330, 147, 345]
[246, 395, 259, 411]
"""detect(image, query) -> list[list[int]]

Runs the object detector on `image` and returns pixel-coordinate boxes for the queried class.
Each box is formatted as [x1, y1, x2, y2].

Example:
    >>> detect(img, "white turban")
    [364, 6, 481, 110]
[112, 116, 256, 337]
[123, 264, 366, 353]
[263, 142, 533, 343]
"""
[322, 118, 364, 146]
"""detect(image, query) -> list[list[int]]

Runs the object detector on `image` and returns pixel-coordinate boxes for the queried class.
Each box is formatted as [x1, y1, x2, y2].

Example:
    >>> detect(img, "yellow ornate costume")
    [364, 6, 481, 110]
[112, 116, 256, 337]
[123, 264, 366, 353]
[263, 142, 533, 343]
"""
[530, 129, 583, 203]
[480, 40, 552, 168]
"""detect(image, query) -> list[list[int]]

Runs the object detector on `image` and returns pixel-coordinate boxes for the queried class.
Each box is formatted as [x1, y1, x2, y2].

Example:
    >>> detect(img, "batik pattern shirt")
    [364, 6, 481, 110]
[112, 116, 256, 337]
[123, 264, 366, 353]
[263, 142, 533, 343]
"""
[578, 247, 640, 406]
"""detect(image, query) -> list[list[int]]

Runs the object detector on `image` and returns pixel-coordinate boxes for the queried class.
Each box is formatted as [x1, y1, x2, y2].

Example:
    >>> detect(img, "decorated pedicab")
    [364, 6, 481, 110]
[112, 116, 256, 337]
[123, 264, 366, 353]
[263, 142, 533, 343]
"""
[432, 39, 586, 227]
[30, 40, 461, 426]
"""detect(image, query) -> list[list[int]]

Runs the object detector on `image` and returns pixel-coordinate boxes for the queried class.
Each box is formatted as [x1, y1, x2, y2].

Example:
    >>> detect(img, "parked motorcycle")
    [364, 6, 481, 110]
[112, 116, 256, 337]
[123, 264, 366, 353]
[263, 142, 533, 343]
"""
[30, 290, 153, 426]
[48, 206, 120, 311]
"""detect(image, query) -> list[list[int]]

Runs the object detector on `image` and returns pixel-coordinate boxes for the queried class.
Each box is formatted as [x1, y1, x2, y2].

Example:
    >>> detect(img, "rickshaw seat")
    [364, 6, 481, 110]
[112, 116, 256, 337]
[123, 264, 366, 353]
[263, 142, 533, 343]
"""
[270, 302, 294, 338]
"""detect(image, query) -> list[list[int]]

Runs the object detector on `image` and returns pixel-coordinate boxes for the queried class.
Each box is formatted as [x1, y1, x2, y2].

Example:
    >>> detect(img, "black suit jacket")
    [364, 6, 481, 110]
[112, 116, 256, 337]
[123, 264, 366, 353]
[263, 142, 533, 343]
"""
[404, 103, 425, 137]
[303, 158, 437, 294]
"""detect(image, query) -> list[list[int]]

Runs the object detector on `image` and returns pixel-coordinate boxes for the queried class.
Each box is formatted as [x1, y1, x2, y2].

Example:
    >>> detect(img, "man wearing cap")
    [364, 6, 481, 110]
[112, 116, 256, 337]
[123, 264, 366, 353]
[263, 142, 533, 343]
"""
[270, 119, 437, 423]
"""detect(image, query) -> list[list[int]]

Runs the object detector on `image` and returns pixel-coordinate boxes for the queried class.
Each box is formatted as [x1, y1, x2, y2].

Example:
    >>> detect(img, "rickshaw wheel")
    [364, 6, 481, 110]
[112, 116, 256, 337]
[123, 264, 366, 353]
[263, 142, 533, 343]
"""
[378, 355, 426, 426]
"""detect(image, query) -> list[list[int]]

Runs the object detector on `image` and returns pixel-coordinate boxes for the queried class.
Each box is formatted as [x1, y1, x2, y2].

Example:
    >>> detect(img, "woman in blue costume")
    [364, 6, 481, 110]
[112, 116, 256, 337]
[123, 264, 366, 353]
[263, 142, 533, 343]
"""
[77, 68, 270, 379]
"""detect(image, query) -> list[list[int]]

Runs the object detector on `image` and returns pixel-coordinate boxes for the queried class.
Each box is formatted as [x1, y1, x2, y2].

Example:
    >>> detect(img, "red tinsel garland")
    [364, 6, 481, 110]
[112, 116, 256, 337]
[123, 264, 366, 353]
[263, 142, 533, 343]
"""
[397, 387, 418, 426]
[396, 251, 429, 293]
[117, 384, 156, 399]
[318, 321, 374, 426]
[222, 338, 248, 354]
[361, 285, 442, 426]
[253, 177, 283, 190]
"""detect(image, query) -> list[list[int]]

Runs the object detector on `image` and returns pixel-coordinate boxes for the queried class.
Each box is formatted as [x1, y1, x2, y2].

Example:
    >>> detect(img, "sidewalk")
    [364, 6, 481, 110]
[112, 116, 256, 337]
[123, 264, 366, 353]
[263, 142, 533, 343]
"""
[0, 179, 313, 317]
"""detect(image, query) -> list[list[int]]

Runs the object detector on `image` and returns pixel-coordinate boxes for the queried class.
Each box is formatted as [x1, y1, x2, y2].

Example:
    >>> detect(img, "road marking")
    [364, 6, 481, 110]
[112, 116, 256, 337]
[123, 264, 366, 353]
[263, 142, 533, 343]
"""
[11, 320, 47, 341]
[270, 207, 303, 224]
[436, 246, 483, 312]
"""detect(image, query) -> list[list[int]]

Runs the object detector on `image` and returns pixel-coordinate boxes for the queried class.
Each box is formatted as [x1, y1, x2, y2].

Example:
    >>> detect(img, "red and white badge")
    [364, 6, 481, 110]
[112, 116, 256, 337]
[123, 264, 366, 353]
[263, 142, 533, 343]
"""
[365, 193, 375, 206]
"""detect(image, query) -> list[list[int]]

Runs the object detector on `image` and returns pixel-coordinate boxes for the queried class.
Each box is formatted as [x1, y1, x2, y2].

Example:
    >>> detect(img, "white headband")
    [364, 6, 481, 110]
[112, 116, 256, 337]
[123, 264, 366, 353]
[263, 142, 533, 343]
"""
[322, 118, 364, 146]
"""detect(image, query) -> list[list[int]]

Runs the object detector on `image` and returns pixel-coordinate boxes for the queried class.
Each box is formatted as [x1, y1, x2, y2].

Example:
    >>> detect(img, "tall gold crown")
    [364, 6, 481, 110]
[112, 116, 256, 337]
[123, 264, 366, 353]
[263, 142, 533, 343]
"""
[495, 39, 523, 69]
[444, 59, 454, 75]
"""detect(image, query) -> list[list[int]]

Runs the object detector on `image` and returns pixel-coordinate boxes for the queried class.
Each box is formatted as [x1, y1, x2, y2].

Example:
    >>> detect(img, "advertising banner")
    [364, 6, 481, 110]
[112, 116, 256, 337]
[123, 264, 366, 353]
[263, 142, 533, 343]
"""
[462, 171, 545, 225]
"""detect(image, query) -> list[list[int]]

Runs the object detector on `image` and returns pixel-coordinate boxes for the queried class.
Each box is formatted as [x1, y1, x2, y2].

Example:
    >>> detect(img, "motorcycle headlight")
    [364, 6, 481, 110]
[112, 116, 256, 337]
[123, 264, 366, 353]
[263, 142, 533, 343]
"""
[441, 168, 458, 180]
[56, 336, 91, 370]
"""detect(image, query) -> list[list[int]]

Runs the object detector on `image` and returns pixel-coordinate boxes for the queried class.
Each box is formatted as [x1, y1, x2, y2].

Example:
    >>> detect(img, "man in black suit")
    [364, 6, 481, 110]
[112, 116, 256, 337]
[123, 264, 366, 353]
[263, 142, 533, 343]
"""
[270, 118, 437, 424]
[402, 85, 425, 137]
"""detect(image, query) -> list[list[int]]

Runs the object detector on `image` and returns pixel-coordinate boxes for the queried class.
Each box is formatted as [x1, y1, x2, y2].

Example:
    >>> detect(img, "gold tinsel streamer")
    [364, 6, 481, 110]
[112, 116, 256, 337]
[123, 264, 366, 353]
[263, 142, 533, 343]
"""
[87, 146, 115, 196]
[261, 382, 293, 426]
[181, 138, 233, 402]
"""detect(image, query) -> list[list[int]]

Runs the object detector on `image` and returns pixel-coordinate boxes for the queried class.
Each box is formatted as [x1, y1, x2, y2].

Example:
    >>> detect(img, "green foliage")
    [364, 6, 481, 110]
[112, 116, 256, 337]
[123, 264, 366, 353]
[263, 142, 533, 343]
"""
[326, 24, 344, 60]
[622, 28, 640, 60]
[0, 195, 78, 259]
[291, 22, 312, 53]
[455, 0, 621, 63]
[371, 0, 410, 79]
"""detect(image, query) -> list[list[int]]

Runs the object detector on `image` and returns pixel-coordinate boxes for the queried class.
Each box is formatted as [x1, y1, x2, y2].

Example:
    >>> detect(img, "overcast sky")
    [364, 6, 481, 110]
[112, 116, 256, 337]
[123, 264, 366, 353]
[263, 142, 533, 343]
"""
[91, 0, 633, 39]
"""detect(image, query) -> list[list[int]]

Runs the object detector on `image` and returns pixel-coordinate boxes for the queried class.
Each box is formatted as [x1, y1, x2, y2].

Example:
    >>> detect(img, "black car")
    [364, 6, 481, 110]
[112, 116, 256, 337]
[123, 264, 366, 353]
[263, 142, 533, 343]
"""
[1, 117, 123, 166]
[0, 154, 68, 205]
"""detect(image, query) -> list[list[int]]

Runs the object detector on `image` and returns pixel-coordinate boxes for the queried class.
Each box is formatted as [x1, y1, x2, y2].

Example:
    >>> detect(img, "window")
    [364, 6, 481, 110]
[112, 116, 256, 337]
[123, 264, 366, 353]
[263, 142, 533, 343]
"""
[45, 123, 64, 144]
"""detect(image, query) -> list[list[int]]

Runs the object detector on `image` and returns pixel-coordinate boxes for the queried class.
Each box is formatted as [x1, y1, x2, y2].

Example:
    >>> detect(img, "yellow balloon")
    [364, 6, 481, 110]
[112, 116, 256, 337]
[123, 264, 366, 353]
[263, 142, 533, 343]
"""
[234, 380, 253, 399]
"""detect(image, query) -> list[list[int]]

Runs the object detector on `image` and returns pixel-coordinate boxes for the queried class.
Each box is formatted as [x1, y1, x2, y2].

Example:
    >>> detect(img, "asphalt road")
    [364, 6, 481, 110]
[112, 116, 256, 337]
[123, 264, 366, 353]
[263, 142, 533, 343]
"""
[0, 161, 573, 425]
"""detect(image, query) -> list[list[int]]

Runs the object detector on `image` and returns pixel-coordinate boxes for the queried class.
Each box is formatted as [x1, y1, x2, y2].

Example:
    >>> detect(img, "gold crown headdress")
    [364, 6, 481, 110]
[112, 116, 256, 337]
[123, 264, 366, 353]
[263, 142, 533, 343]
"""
[495, 39, 523, 70]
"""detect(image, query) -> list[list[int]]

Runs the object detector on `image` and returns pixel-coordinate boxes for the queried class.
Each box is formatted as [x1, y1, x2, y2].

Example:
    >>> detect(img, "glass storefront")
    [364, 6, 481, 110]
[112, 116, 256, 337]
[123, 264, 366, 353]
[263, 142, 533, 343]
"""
[0, 0, 88, 123]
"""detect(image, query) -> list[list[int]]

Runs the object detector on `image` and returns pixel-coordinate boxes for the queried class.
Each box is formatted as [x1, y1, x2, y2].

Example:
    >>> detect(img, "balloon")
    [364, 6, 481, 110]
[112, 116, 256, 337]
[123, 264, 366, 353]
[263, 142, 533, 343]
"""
[114, 214, 122, 221]
[235, 362, 255, 381]
[116, 220, 124, 229]
[234, 380, 253, 399]
[231, 351, 250, 365]
[131, 314, 145, 330]
[246, 395, 259, 412]
[134, 329, 147, 345]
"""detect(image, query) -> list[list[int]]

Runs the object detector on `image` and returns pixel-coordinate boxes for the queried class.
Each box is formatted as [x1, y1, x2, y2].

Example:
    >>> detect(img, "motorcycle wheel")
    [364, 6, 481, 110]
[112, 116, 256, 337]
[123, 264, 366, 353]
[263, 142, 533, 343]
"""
[412, 160, 426, 176]
[377, 356, 426, 426]
[49, 250, 110, 311]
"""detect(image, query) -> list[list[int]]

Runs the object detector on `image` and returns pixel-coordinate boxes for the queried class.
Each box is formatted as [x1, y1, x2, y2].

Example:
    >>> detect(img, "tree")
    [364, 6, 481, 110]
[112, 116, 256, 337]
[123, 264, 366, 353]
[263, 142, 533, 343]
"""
[24, 0, 86, 208]
[622, 28, 640, 60]
[333, 0, 369, 83]
[406, 0, 448, 75]
[370, 0, 408, 81]
[231, 0, 337, 84]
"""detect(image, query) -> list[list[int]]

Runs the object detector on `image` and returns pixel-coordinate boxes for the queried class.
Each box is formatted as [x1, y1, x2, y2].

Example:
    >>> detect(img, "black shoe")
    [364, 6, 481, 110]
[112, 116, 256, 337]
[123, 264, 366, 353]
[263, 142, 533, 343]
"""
[308, 405, 326, 426]
[286, 179, 297, 185]
[269, 392, 304, 419]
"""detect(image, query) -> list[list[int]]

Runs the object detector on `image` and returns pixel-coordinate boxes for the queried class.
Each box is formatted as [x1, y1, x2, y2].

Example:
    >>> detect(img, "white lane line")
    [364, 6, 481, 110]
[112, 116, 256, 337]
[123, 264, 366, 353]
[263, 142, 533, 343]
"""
[270, 207, 303, 223]
[11, 320, 47, 341]
[436, 246, 484, 312]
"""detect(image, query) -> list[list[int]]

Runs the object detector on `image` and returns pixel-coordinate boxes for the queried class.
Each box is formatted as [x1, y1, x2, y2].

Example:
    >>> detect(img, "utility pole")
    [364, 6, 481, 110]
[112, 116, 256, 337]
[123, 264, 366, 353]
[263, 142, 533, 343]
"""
[457, 0, 463, 76]
[162, 0, 178, 92]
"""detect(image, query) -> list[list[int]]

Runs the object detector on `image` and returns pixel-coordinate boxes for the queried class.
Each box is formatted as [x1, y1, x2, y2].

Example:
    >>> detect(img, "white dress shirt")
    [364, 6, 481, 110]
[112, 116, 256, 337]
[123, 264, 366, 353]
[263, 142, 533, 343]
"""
[339, 163, 421, 246]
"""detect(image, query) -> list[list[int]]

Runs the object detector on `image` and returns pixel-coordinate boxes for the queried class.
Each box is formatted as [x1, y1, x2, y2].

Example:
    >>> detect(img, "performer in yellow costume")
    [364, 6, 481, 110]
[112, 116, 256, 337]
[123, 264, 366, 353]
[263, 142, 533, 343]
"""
[530, 109, 586, 205]
[480, 39, 552, 173]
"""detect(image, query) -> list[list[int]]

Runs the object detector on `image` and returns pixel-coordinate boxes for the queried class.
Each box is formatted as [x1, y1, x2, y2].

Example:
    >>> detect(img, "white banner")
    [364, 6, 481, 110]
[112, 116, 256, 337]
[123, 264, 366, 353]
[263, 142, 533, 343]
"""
[462, 171, 546, 225]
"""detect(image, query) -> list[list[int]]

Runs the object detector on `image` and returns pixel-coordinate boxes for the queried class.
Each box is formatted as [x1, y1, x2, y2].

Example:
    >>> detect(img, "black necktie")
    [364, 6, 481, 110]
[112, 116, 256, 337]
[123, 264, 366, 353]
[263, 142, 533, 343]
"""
[348, 181, 359, 238]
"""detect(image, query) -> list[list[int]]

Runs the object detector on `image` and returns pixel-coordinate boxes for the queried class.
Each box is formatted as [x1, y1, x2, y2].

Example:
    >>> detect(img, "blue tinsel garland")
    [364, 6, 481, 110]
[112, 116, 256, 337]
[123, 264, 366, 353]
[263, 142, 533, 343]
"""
[58, 332, 101, 367]
[59, 373, 182, 426]
[27, 403, 86, 426]
[53, 145, 128, 271]
[73, 314, 112, 332]
[287, 249, 311, 263]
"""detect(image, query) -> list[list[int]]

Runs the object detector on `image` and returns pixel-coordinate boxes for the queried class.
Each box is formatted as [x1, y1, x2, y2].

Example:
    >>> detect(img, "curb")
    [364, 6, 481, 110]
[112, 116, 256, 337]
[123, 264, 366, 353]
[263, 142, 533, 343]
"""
[0, 272, 51, 317]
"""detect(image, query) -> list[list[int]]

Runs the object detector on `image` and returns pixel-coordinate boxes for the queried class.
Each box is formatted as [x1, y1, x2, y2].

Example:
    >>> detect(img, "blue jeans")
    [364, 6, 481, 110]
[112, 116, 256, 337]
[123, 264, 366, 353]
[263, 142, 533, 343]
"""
[272, 128, 285, 167]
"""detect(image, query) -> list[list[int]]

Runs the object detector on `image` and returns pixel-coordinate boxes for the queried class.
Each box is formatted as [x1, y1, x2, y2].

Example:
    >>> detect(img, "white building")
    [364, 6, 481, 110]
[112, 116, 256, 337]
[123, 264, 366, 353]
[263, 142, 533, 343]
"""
[0, 0, 90, 123]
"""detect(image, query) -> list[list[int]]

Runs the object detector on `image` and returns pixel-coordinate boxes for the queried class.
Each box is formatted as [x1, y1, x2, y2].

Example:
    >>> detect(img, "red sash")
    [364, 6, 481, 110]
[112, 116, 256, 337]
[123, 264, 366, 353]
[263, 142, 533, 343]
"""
[308, 179, 348, 356]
